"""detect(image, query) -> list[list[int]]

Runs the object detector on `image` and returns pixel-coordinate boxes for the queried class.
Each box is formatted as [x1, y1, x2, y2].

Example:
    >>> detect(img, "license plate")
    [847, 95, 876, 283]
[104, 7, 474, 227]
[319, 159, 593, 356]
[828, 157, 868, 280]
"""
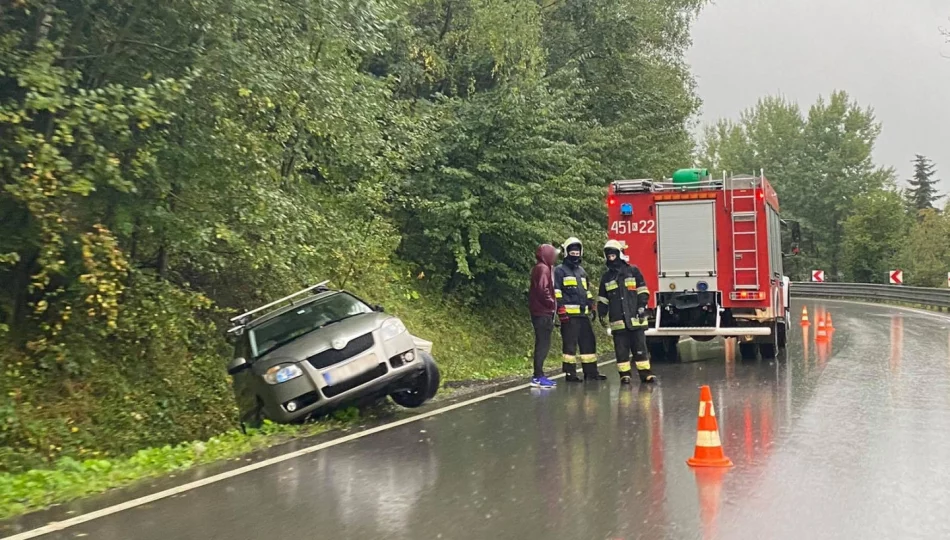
[323, 354, 377, 386]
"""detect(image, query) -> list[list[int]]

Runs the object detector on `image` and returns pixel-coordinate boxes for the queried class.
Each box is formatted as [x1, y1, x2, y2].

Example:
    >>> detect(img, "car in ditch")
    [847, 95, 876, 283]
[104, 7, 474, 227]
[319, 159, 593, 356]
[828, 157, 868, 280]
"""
[225, 281, 441, 427]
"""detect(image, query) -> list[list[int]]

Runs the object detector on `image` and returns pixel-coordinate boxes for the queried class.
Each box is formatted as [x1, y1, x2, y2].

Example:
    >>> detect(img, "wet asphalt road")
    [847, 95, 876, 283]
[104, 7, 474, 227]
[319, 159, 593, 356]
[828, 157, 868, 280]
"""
[7, 299, 950, 540]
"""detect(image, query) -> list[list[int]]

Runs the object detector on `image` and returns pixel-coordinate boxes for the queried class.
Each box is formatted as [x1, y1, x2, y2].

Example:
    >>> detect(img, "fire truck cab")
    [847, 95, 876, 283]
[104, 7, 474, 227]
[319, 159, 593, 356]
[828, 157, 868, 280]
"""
[606, 168, 792, 361]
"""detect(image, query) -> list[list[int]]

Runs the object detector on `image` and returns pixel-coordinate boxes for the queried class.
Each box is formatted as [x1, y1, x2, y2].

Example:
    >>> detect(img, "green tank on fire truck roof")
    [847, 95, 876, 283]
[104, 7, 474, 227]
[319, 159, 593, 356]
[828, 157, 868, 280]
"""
[671, 168, 709, 184]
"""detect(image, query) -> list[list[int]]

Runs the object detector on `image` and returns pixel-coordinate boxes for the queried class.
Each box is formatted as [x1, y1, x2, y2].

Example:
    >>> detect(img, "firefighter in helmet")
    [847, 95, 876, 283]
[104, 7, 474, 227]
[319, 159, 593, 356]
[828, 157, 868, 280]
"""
[597, 239, 657, 384]
[554, 237, 606, 382]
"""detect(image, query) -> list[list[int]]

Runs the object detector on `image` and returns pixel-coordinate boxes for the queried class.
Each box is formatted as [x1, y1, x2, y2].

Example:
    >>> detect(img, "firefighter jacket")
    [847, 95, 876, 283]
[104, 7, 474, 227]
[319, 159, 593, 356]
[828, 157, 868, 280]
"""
[554, 261, 594, 317]
[597, 261, 650, 331]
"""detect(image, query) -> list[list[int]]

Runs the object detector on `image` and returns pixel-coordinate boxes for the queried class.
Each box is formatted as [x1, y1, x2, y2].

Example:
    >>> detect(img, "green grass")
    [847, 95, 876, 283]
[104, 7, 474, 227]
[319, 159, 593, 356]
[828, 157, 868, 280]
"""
[0, 418, 346, 520]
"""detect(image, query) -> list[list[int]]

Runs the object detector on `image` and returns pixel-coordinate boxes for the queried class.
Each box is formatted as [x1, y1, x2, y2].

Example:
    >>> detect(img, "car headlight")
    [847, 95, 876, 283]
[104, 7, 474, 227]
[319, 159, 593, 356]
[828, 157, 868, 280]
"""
[380, 318, 407, 341]
[263, 364, 303, 385]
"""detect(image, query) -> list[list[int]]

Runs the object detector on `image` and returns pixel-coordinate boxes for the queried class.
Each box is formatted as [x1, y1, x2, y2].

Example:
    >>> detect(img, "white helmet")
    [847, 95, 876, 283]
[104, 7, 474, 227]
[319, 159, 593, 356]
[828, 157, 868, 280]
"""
[604, 239, 629, 262]
[562, 237, 583, 255]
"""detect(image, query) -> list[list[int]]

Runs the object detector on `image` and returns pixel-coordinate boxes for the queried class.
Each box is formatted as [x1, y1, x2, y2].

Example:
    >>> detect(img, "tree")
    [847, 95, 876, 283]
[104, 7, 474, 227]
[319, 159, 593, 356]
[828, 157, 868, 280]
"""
[387, 0, 705, 301]
[897, 208, 950, 287]
[841, 190, 912, 283]
[699, 91, 895, 276]
[0, 0, 711, 470]
[905, 154, 943, 215]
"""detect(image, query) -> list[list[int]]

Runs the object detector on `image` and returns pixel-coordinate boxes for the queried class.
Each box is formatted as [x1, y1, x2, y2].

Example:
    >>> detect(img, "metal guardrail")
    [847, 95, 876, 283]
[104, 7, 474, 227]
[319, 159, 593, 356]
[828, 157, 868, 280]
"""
[790, 281, 950, 310]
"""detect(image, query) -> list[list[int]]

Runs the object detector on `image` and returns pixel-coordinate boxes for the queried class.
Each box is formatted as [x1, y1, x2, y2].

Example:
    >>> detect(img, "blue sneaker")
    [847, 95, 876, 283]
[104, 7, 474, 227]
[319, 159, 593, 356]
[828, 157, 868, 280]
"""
[530, 376, 556, 389]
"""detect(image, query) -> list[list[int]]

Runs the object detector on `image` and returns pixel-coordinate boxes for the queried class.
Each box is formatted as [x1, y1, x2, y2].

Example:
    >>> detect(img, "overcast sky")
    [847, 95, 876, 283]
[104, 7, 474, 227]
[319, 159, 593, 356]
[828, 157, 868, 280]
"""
[687, 0, 950, 194]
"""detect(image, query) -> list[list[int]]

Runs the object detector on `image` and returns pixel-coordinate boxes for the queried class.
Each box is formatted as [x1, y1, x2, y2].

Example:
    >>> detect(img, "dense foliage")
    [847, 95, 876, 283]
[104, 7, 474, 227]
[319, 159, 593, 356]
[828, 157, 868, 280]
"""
[0, 0, 705, 473]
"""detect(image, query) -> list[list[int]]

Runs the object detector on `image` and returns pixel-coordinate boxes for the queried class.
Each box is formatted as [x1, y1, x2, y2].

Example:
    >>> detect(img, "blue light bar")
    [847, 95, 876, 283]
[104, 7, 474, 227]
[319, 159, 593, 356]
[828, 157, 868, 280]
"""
[620, 203, 633, 216]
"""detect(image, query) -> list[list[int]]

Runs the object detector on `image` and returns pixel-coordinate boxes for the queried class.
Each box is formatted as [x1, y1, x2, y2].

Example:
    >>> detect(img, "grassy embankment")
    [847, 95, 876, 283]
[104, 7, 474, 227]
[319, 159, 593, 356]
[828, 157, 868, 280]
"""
[0, 284, 612, 520]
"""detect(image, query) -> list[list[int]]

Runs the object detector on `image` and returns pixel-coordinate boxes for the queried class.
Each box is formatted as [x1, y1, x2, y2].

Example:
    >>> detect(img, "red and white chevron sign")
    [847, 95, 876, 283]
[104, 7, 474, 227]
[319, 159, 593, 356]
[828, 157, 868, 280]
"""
[811, 270, 824, 282]
[889, 270, 903, 285]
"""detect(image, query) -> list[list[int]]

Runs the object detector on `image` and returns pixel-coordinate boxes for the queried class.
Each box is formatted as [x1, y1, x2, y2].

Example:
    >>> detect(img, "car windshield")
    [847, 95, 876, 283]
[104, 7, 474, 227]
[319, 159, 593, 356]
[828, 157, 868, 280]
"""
[249, 292, 373, 358]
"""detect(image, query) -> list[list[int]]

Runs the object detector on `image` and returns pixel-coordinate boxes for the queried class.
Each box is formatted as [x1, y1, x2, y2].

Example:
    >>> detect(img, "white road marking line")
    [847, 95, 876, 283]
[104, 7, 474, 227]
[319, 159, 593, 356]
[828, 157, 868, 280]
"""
[2, 359, 617, 540]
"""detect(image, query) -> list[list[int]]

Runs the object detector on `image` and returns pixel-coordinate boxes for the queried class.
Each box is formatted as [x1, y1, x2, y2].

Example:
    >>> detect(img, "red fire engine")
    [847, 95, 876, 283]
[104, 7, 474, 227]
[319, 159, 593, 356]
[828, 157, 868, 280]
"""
[606, 168, 793, 361]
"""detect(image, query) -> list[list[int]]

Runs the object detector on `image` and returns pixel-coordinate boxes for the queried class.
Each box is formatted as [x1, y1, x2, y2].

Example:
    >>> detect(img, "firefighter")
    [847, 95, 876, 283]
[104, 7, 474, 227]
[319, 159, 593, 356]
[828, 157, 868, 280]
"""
[555, 237, 606, 382]
[597, 239, 657, 384]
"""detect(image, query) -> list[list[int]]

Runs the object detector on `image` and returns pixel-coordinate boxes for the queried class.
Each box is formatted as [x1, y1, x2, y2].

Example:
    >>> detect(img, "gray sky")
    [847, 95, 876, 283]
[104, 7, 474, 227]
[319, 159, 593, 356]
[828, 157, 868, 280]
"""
[687, 0, 950, 194]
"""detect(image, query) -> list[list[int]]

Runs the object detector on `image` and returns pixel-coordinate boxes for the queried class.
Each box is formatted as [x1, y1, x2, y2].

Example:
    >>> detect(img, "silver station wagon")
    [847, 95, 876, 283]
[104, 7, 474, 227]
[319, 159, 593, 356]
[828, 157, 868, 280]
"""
[226, 282, 441, 426]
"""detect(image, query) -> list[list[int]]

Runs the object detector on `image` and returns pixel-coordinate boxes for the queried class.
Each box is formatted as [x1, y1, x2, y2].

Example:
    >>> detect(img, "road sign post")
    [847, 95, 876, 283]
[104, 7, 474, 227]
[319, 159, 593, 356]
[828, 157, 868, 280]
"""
[889, 270, 903, 285]
[811, 270, 824, 282]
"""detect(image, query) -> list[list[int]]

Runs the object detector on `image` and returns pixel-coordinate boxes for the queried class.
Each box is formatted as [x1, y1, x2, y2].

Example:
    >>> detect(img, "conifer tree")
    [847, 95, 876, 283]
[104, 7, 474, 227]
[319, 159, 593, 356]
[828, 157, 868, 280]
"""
[905, 154, 943, 214]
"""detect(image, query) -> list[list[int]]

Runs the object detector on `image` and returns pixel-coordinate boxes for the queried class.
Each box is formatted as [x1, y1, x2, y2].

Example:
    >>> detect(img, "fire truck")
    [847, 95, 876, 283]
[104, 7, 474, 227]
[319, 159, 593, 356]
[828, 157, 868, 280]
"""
[606, 168, 794, 361]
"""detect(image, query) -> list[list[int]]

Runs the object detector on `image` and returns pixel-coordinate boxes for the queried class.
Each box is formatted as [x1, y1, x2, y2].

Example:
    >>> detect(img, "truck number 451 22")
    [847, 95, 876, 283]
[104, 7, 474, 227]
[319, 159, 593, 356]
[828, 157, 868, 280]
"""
[610, 220, 655, 235]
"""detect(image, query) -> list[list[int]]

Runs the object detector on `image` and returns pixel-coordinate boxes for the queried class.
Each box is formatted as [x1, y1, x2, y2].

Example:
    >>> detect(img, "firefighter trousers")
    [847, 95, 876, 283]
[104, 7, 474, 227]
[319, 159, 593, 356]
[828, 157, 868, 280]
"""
[560, 316, 601, 380]
[612, 328, 656, 382]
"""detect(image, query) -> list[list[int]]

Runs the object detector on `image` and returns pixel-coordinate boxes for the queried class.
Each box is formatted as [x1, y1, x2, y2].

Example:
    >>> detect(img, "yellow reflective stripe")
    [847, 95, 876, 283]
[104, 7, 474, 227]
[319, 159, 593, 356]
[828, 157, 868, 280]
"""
[597, 296, 609, 305]
[563, 276, 578, 286]
[625, 278, 636, 290]
[587, 291, 593, 299]
[564, 305, 581, 314]
[617, 361, 632, 372]
[605, 280, 618, 291]
[631, 319, 648, 327]
[636, 286, 649, 294]
[580, 354, 597, 363]
[562, 354, 577, 361]
[581, 278, 588, 289]
[555, 289, 563, 298]
[610, 320, 626, 330]
[636, 360, 651, 370]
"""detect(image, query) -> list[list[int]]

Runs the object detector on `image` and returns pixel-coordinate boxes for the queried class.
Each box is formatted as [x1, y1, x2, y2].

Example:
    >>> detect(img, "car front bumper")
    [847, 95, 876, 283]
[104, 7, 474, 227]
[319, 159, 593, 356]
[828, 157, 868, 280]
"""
[258, 330, 425, 423]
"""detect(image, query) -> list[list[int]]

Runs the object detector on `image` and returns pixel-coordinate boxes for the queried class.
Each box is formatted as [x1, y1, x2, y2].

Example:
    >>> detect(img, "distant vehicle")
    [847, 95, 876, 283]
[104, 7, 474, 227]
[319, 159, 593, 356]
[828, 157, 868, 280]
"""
[226, 282, 440, 427]
[606, 168, 799, 361]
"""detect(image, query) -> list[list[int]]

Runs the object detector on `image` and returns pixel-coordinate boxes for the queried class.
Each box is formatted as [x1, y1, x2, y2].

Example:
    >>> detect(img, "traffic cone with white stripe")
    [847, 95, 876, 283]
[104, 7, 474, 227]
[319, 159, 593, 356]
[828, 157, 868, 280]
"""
[800, 306, 810, 326]
[815, 315, 829, 342]
[687, 385, 733, 468]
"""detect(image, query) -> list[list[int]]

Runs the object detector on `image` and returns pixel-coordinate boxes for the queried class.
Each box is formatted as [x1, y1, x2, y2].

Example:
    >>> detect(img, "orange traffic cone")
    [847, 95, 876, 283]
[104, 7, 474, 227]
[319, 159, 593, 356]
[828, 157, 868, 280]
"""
[687, 385, 734, 468]
[815, 315, 828, 342]
[826, 312, 834, 332]
[800, 306, 810, 326]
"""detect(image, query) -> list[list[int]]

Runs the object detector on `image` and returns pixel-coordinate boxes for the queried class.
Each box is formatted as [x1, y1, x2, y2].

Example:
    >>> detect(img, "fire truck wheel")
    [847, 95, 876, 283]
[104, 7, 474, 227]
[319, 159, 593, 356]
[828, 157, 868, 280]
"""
[776, 321, 788, 349]
[759, 322, 780, 359]
[647, 337, 679, 363]
[738, 342, 758, 360]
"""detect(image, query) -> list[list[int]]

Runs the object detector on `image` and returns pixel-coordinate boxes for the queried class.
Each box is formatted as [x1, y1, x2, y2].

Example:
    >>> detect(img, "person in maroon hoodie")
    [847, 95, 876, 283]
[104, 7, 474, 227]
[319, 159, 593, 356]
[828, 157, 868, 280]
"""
[529, 243, 559, 388]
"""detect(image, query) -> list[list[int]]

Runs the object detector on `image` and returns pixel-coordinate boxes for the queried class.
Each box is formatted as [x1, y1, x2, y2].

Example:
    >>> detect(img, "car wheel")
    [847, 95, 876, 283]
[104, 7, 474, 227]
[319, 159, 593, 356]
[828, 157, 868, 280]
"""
[240, 397, 268, 430]
[390, 351, 441, 408]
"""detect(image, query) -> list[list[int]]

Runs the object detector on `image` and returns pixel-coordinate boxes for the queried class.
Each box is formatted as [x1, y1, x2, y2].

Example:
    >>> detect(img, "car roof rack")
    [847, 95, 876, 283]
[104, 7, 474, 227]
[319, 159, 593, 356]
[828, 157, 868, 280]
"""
[227, 281, 331, 335]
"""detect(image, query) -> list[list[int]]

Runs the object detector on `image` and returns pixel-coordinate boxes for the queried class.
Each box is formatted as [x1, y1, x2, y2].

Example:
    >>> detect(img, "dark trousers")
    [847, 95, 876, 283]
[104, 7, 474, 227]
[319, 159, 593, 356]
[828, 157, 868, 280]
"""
[613, 328, 653, 380]
[560, 316, 597, 356]
[531, 315, 554, 378]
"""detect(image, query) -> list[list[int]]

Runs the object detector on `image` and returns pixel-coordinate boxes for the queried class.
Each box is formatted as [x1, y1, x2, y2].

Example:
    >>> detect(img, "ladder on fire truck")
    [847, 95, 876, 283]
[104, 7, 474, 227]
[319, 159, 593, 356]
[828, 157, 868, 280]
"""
[729, 172, 762, 290]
